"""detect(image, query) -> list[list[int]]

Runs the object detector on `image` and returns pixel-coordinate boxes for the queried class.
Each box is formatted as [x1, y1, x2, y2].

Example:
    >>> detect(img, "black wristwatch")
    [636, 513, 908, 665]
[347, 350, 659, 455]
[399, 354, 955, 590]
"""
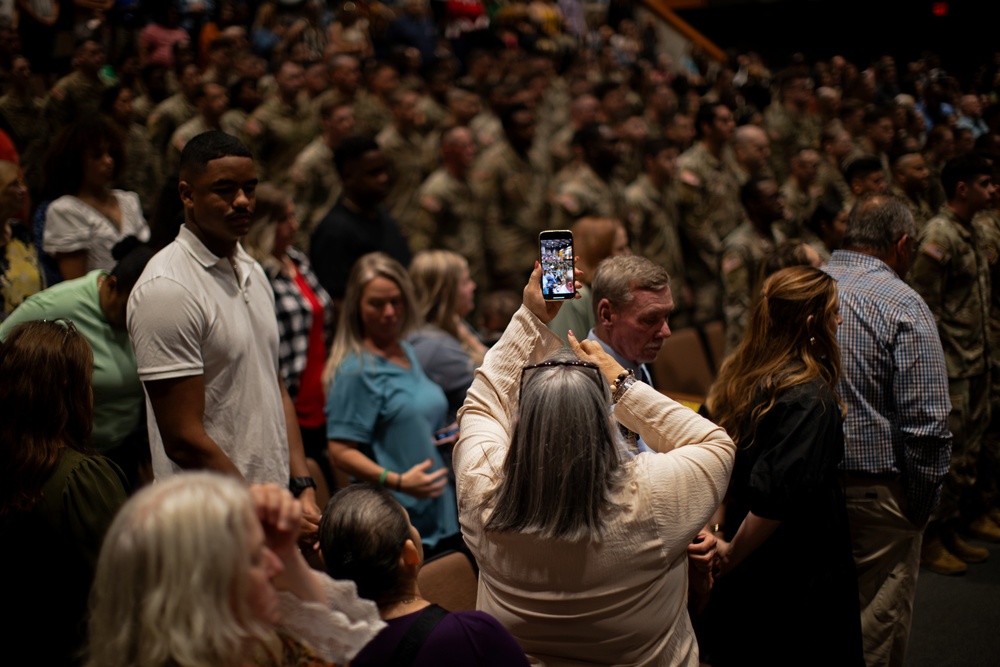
[289, 476, 317, 497]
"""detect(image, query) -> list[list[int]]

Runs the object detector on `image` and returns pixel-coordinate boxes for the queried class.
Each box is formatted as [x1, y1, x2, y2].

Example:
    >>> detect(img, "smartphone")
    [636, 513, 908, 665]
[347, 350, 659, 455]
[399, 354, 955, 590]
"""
[434, 425, 459, 442]
[539, 230, 575, 301]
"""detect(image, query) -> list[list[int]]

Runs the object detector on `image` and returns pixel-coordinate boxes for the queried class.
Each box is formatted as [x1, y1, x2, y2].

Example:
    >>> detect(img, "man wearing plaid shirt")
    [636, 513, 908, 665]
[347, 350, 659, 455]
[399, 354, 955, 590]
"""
[824, 194, 951, 667]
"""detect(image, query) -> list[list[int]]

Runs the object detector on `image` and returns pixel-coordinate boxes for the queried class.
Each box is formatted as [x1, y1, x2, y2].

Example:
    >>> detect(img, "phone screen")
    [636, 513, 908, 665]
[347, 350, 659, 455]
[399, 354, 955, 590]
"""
[540, 232, 575, 301]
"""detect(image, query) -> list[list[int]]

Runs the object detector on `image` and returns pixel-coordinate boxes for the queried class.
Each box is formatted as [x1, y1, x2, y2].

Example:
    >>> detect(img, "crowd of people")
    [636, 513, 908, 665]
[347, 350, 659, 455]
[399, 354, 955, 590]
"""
[1, 1, 1000, 666]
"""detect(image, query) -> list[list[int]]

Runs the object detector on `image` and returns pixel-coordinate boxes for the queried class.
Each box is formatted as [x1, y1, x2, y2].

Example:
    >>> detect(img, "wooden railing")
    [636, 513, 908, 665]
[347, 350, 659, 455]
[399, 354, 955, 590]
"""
[638, 0, 727, 63]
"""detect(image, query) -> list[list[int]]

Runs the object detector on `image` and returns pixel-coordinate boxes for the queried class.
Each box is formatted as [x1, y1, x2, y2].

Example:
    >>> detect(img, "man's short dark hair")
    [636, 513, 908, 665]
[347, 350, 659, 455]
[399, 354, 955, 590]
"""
[334, 136, 379, 177]
[739, 177, 771, 209]
[642, 137, 678, 162]
[178, 131, 252, 181]
[843, 193, 915, 254]
[941, 154, 993, 200]
[843, 155, 884, 184]
[695, 102, 725, 139]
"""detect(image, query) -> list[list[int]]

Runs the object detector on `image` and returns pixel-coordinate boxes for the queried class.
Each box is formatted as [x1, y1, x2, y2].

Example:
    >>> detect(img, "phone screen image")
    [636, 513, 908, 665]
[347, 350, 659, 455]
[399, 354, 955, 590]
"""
[540, 234, 575, 300]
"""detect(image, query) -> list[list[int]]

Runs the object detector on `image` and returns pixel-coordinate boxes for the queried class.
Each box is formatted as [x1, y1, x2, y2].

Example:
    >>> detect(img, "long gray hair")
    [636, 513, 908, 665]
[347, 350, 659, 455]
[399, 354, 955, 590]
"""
[484, 350, 625, 540]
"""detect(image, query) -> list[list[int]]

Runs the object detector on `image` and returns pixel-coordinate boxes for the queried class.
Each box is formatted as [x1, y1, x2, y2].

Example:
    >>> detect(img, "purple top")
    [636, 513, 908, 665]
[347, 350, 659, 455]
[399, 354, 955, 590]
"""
[350, 609, 529, 667]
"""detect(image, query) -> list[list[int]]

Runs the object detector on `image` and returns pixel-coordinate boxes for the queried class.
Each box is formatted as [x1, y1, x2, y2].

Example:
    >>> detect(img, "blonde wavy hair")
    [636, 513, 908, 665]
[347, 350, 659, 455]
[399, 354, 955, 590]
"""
[242, 183, 292, 274]
[705, 265, 843, 447]
[322, 252, 418, 388]
[408, 249, 486, 364]
[86, 473, 278, 667]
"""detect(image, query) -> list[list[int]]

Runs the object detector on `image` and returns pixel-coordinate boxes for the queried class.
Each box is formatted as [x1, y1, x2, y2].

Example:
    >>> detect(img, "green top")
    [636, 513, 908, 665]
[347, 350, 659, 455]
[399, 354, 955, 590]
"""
[0, 270, 143, 452]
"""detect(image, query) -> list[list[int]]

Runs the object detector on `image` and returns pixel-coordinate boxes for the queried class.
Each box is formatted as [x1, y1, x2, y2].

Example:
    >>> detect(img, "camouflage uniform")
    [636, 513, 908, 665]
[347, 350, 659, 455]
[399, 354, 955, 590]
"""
[147, 93, 197, 160]
[624, 174, 688, 323]
[352, 91, 392, 139]
[546, 123, 576, 177]
[973, 209, 1000, 513]
[551, 163, 626, 228]
[220, 108, 248, 139]
[720, 222, 780, 354]
[676, 141, 745, 324]
[165, 116, 214, 179]
[472, 139, 550, 290]
[120, 123, 162, 216]
[890, 184, 935, 235]
[0, 91, 46, 194]
[764, 102, 821, 184]
[817, 159, 852, 207]
[779, 178, 821, 239]
[415, 168, 487, 287]
[416, 94, 448, 134]
[288, 137, 341, 252]
[242, 96, 318, 186]
[908, 206, 992, 523]
[376, 125, 426, 244]
[43, 71, 105, 133]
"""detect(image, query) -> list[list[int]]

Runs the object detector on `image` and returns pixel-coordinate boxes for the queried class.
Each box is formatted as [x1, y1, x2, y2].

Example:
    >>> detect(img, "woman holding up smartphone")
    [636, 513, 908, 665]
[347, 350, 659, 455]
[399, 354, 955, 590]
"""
[454, 262, 735, 666]
[323, 252, 464, 559]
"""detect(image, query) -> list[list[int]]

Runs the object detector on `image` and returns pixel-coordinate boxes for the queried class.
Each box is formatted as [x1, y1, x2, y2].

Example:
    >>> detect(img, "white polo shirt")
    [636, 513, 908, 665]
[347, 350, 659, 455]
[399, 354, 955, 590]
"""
[127, 225, 290, 484]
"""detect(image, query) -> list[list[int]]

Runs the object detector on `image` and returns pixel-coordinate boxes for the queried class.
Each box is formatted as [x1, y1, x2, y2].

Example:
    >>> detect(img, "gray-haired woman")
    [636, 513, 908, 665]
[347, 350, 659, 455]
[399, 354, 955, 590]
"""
[454, 262, 736, 666]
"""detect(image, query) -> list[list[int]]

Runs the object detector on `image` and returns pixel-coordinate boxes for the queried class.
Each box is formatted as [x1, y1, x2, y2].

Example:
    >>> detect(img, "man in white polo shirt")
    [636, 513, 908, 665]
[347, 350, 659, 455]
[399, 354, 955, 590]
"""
[128, 131, 321, 531]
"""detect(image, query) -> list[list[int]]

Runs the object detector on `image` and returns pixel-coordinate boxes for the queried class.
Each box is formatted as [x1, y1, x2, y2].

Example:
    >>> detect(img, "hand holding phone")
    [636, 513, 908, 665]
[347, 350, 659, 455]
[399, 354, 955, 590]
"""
[539, 230, 575, 301]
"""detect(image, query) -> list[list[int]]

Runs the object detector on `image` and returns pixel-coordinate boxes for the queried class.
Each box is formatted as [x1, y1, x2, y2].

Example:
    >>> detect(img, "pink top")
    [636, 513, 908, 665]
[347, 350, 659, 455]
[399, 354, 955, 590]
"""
[139, 23, 190, 68]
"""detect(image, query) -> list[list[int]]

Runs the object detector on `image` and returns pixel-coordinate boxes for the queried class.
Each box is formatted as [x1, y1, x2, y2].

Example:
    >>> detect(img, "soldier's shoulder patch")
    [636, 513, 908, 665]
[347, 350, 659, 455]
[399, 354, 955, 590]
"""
[243, 118, 263, 137]
[722, 253, 744, 274]
[984, 244, 999, 265]
[680, 169, 701, 188]
[921, 242, 947, 263]
[557, 192, 580, 215]
[421, 195, 442, 214]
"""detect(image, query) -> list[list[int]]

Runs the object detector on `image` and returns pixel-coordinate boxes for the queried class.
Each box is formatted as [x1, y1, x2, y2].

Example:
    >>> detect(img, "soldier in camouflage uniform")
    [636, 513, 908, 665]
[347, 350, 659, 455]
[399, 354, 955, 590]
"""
[764, 70, 821, 184]
[731, 124, 772, 186]
[551, 123, 627, 228]
[164, 81, 230, 178]
[242, 60, 318, 186]
[377, 89, 427, 245]
[0, 55, 47, 197]
[890, 151, 935, 234]
[288, 99, 353, 252]
[625, 137, 690, 327]
[817, 125, 854, 206]
[973, 203, 1000, 539]
[415, 126, 487, 288]
[779, 146, 822, 239]
[721, 178, 785, 355]
[908, 155, 1000, 569]
[146, 62, 200, 161]
[43, 38, 107, 134]
[352, 62, 398, 139]
[102, 84, 162, 216]
[472, 103, 550, 290]
[676, 102, 742, 324]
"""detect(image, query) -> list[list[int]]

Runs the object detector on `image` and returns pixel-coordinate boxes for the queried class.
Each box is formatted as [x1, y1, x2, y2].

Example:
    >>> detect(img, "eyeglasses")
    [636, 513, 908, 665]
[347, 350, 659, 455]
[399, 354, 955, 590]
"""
[42, 318, 78, 343]
[520, 359, 605, 397]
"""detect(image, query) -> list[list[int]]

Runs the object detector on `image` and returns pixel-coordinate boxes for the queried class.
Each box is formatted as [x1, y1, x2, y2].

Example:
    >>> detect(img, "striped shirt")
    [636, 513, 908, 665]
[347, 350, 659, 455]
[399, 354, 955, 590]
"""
[824, 250, 952, 523]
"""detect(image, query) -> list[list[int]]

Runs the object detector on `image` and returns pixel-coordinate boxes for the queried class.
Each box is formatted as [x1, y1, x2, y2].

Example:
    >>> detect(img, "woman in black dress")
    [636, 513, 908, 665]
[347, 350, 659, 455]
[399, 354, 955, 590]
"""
[704, 265, 863, 666]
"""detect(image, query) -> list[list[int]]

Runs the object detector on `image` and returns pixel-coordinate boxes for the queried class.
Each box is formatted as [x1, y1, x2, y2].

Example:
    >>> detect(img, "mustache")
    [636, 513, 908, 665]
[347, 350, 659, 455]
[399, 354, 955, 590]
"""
[226, 208, 253, 219]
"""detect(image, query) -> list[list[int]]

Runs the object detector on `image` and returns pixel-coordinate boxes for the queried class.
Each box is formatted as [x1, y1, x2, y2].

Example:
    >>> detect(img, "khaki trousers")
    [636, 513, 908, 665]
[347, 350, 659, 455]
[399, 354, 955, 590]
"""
[842, 476, 923, 667]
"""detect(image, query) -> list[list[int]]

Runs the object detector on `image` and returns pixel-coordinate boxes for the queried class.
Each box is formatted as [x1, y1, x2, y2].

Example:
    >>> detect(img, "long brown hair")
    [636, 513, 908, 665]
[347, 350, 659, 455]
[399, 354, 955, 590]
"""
[705, 266, 843, 447]
[0, 320, 95, 521]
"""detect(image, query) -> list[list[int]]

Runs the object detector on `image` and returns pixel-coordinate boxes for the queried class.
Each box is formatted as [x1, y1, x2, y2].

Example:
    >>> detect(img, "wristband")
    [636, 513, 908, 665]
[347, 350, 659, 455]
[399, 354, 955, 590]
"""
[378, 468, 390, 486]
[288, 476, 316, 497]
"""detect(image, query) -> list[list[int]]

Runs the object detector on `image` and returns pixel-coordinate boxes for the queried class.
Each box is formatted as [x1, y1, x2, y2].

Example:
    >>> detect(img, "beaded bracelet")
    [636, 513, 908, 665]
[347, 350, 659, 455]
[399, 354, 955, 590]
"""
[378, 468, 390, 486]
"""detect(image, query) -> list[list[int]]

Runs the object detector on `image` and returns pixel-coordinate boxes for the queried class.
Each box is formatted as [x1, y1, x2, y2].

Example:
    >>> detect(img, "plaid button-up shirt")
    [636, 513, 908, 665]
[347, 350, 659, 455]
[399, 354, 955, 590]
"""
[825, 250, 952, 524]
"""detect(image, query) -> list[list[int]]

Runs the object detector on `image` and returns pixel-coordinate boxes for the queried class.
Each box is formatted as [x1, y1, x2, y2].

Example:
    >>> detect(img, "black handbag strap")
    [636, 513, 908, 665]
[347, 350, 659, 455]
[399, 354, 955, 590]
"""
[387, 603, 450, 667]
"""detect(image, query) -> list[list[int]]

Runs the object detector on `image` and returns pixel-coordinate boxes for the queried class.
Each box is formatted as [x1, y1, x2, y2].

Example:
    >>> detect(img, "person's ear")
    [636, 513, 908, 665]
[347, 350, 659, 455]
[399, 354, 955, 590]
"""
[956, 180, 968, 201]
[399, 538, 422, 573]
[178, 179, 194, 208]
[597, 298, 614, 326]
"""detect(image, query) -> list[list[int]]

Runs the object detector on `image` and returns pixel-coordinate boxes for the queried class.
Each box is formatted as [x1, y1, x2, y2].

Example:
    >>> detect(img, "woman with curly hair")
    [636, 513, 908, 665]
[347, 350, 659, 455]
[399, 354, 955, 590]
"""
[704, 265, 863, 667]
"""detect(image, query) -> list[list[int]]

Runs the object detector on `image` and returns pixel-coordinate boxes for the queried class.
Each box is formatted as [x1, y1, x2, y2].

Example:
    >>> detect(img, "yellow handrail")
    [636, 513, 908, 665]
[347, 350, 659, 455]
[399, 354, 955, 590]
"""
[638, 0, 727, 64]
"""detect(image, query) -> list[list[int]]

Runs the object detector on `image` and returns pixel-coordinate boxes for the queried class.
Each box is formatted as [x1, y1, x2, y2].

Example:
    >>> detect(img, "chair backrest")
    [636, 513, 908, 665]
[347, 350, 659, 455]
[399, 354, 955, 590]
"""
[651, 326, 714, 400]
[416, 550, 478, 612]
[700, 320, 726, 373]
